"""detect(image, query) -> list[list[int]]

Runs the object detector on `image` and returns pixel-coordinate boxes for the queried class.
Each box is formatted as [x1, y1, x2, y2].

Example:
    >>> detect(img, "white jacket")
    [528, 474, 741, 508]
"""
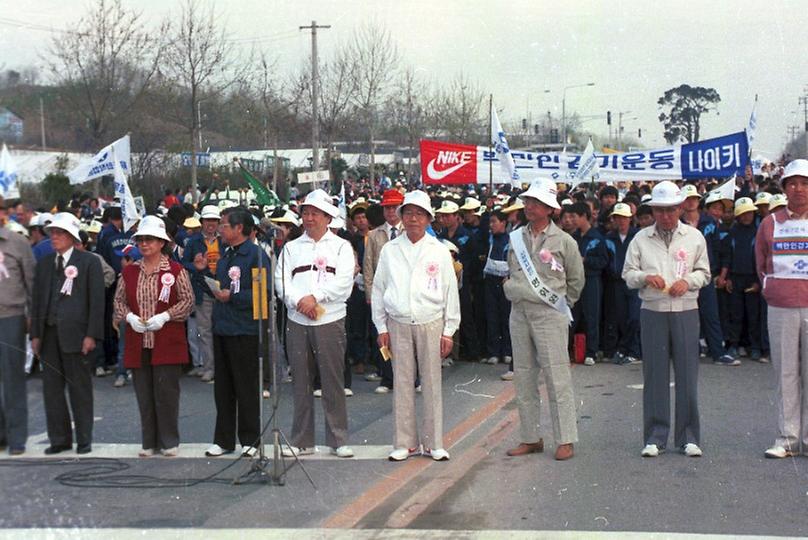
[274, 230, 355, 326]
[371, 232, 461, 336]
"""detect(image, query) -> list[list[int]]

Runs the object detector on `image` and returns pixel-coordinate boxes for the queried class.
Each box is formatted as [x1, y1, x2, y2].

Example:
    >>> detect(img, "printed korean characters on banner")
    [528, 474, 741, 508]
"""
[420, 131, 749, 185]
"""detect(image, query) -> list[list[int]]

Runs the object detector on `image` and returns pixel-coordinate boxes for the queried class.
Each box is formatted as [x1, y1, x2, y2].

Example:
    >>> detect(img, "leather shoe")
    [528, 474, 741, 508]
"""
[554, 443, 574, 461]
[76, 444, 92, 455]
[506, 440, 544, 456]
[44, 444, 72, 455]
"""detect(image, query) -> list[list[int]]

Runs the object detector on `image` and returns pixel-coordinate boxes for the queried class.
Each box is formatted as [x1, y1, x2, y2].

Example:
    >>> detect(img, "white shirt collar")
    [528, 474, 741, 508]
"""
[56, 247, 74, 267]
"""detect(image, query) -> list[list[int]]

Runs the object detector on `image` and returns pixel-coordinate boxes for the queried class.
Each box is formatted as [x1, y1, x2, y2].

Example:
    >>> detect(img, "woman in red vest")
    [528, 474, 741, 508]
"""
[113, 216, 194, 457]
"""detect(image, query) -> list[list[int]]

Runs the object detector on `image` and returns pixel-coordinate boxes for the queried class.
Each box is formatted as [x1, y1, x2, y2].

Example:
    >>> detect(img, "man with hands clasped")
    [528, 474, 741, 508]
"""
[623, 181, 711, 459]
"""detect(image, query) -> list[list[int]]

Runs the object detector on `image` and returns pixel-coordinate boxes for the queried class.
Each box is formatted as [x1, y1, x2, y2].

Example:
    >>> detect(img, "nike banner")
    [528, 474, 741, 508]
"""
[420, 131, 749, 185]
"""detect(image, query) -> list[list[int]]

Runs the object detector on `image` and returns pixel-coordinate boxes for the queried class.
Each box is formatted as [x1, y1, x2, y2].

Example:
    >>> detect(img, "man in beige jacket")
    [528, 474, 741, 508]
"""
[503, 179, 584, 461]
[623, 181, 711, 458]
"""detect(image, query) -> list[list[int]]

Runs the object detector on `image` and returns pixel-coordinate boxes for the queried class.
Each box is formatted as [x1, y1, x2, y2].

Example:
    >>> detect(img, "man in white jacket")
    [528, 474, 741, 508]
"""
[372, 191, 460, 462]
[275, 189, 356, 458]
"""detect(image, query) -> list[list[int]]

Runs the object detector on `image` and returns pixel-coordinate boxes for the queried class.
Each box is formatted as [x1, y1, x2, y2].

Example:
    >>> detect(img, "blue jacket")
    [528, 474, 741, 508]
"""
[440, 224, 481, 284]
[722, 221, 758, 277]
[697, 213, 725, 276]
[32, 238, 54, 261]
[182, 232, 227, 305]
[604, 227, 638, 281]
[575, 227, 609, 276]
[212, 239, 270, 336]
[97, 224, 132, 273]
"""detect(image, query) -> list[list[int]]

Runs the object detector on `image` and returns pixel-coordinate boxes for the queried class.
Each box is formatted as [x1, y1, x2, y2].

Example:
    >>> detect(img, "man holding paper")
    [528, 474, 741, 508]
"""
[623, 181, 711, 458]
[275, 189, 355, 458]
[503, 179, 584, 461]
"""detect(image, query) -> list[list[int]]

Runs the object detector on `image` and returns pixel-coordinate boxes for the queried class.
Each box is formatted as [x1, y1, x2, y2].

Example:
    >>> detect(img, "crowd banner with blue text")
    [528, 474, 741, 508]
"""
[112, 145, 140, 233]
[490, 103, 520, 187]
[67, 134, 131, 185]
[572, 138, 601, 186]
[421, 131, 749, 185]
[0, 143, 19, 199]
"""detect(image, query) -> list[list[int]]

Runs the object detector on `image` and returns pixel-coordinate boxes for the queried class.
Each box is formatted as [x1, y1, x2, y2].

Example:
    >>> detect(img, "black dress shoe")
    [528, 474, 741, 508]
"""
[44, 444, 72, 455]
[76, 444, 92, 455]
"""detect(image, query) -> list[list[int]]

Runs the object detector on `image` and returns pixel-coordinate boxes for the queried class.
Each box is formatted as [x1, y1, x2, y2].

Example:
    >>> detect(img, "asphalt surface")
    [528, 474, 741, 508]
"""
[1, 355, 806, 536]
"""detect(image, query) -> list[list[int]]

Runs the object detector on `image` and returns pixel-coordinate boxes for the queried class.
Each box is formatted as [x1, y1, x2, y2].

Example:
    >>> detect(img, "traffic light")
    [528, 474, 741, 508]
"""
[638, 128, 642, 138]
[550, 128, 559, 143]
[521, 118, 527, 130]
[534, 124, 539, 135]
[607, 111, 612, 125]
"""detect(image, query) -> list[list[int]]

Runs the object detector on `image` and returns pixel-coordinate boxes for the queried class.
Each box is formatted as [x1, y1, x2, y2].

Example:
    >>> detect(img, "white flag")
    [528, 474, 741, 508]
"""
[572, 138, 601, 186]
[0, 144, 19, 199]
[67, 134, 131, 185]
[112, 146, 140, 232]
[714, 175, 739, 201]
[490, 104, 520, 188]
[746, 95, 758, 151]
[337, 182, 347, 221]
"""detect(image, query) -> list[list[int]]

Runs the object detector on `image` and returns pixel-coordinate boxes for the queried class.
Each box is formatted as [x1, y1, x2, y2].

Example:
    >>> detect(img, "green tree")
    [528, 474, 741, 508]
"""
[40, 172, 73, 207]
[657, 84, 720, 144]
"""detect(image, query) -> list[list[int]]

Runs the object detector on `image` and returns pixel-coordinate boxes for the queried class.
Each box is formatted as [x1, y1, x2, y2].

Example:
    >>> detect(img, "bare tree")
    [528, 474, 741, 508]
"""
[162, 0, 246, 203]
[45, 0, 166, 149]
[433, 73, 485, 143]
[348, 23, 399, 181]
[382, 67, 431, 178]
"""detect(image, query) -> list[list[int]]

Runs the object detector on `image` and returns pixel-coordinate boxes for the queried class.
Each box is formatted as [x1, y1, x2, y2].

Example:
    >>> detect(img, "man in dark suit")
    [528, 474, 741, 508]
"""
[31, 212, 105, 455]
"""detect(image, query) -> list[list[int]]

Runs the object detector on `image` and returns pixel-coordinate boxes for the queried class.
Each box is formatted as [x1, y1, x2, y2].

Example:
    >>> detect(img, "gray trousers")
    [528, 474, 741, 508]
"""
[640, 309, 700, 449]
[0, 315, 27, 449]
[41, 326, 94, 447]
[768, 306, 808, 450]
[132, 350, 182, 451]
[389, 318, 444, 450]
[287, 319, 348, 448]
[510, 302, 578, 445]
[196, 296, 215, 374]
[186, 313, 201, 368]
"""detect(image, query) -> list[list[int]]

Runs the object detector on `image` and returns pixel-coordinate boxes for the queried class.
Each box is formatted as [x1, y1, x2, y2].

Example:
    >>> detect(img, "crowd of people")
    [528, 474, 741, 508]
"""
[0, 158, 807, 463]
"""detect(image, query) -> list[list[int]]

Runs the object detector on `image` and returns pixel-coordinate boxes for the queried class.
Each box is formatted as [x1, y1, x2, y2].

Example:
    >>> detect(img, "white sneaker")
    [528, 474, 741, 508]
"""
[486, 356, 500, 365]
[425, 448, 450, 461]
[95, 366, 106, 377]
[313, 389, 322, 398]
[344, 388, 354, 397]
[584, 357, 596, 366]
[641, 444, 660, 457]
[138, 448, 155, 458]
[503, 355, 512, 364]
[388, 447, 421, 461]
[764, 445, 795, 459]
[331, 446, 354, 458]
[500, 370, 514, 381]
[241, 446, 258, 458]
[262, 389, 271, 399]
[161, 447, 179, 457]
[281, 445, 315, 458]
[364, 372, 382, 382]
[683, 443, 702, 457]
[374, 385, 391, 394]
[415, 385, 422, 393]
[204, 444, 232, 457]
[113, 374, 126, 387]
[441, 357, 454, 368]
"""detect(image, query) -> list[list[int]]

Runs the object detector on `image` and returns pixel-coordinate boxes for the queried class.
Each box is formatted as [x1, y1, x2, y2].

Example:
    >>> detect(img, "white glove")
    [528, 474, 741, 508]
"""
[126, 312, 148, 333]
[145, 312, 171, 332]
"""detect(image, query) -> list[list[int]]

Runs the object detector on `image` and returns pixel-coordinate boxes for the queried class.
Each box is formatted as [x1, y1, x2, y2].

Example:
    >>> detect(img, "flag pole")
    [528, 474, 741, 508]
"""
[488, 94, 493, 192]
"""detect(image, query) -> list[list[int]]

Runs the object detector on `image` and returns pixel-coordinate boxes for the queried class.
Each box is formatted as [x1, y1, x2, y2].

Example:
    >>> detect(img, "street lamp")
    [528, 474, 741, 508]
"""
[561, 82, 595, 146]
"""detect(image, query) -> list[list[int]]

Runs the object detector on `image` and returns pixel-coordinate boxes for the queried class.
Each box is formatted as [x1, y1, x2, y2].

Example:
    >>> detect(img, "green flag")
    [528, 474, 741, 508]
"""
[235, 159, 281, 206]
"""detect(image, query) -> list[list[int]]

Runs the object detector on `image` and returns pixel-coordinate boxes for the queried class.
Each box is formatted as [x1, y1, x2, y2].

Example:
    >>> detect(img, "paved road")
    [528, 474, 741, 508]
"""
[1, 356, 806, 537]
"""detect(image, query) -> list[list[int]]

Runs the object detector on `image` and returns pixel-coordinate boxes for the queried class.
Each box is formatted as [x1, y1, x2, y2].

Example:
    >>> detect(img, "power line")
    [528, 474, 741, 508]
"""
[0, 16, 77, 35]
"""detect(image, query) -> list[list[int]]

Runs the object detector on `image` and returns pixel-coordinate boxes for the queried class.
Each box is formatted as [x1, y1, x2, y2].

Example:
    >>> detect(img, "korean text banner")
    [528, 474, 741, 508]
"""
[420, 131, 749, 184]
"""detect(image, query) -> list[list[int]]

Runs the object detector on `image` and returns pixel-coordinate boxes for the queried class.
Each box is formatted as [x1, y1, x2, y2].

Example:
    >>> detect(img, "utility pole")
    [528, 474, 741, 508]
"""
[300, 20, 330, 187]
[799, 93, 808, 132]
[39, 97, 46, 149]
[787, 125, 800, 141]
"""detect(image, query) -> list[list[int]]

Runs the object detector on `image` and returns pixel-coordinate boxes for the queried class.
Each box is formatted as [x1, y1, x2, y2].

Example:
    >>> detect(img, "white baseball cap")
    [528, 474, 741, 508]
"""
[132, 215, 172, 242]
[45, 212, 82, 242]
[435, 200, 460, 214]
[781, 159, 808, 185]
[397, 190, 435, 219]
[301, 189, 339, 218]
[769, 193, 787, 210]
[646, 181, 684, 207]
[459, 197, 481, 211]
[200, 205, 221, 220]
[681, 184, 700, 199]
[610, 202, 633, 218]
[754, 192, 772, 206]
[519, 179, 560, 210]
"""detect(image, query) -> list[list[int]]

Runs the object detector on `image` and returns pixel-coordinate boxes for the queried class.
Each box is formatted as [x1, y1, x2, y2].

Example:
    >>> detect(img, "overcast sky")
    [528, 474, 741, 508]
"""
[1, 0, 806, 157]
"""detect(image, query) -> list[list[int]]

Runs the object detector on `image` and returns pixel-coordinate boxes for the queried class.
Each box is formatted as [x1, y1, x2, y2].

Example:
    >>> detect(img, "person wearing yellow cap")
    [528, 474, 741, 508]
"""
[717, 198, 762, 362]
[679, 184, 702, 228]
[754, 191, 772, 221]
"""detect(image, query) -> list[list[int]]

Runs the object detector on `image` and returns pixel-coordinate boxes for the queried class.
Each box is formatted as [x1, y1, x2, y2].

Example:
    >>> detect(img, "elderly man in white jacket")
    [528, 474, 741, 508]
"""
[275, 189, 356, 458]
[372, 191, 461, 462]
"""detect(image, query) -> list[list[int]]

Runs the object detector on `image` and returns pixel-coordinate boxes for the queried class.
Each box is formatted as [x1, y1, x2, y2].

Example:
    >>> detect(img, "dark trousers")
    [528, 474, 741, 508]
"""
[574, 274, 602, 357]
[603, 280, 641, 358]
[727, 273, 761, 351]
[212, 334, 260, 450]
[287, 319, 348, 448]
[132, 350, 182, 450]
[458, 283, 481, 360]
[641, 309, 700, 449]
[41, 326, 93, 447]
[369, 322, 394, 388]
[484, 275, 512, 357]
[102, 285, 118, 367]
[472, 279, 487, 351]
[760, 295, 770, 354]
[0, 315, 27, 449]
[698, 280, 728, 360]
[346, 286, 369, 364]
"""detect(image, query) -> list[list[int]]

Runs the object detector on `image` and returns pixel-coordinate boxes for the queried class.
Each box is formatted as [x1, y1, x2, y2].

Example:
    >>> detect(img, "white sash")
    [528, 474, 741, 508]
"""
[509, 229, 573, 322]
[770, 218, 808, 280]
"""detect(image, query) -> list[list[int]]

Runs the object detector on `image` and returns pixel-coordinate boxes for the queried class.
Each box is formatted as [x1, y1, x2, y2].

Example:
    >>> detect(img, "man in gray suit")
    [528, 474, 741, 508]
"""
[31, 212, 105, 455]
